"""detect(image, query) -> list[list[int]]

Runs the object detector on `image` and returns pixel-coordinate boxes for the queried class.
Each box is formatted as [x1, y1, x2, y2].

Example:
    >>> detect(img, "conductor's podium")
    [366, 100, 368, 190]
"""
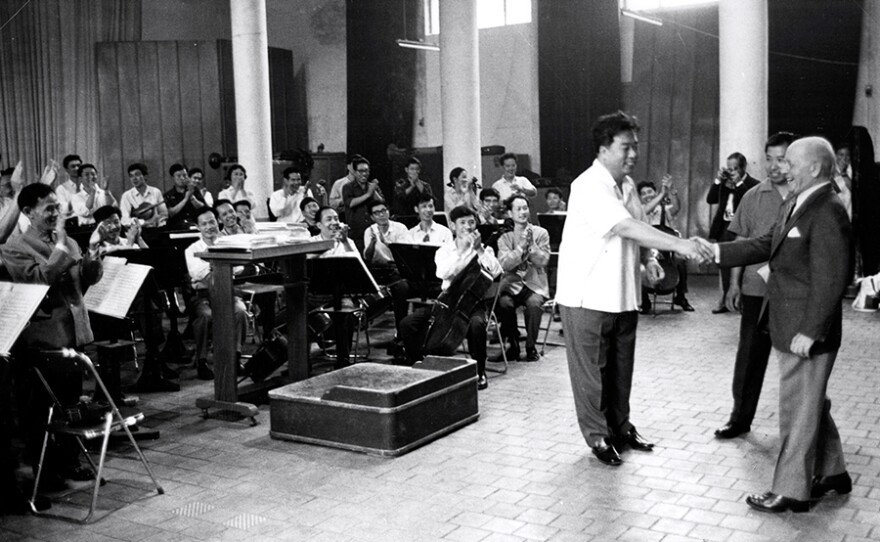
[268, 357, 479, 456]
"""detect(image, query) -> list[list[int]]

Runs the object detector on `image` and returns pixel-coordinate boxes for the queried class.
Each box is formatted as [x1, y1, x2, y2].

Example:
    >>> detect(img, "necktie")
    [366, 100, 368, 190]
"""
[779, 198, 796, 233]
[422, 233, 430, 243]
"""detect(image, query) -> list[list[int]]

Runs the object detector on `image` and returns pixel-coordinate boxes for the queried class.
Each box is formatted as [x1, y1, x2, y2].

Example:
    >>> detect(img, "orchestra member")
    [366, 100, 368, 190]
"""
[495, 194, 551, 362]
[188, 168, 214, 207]
[406, 193, 451, 245]
[70, 163, 117, 225]
[234, 200, 257, 234]
[545, 187, 567, 213]
[329, 154, 363, 214]
[88, 205, 147, 258]
[120, 163, 168, 227]
[342, 156, 385, 253]
[270, 166, 313, 223]
[299, 197, 321, 235]
[444, 167, 480, 216]
[309, 206, 359, 257]
[392, 157, 433, 216]
[164, 163, 207, 229]
[218, 164, 255, 208]
[478, 187, 503, 225]
[54, 154, 82, 220]
[398, 205, 503, 390]
[215, 199, 244, 235]
[493, 153, 537, 201]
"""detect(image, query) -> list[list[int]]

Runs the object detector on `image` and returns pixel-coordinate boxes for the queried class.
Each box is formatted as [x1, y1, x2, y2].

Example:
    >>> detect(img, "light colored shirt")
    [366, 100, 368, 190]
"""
[556, 159, 644, 312]
[364, 221, 409, 265]
[218, 187, 255, 207]
[120, 186, 167, 225]
[71, 187, 117, 225]
[269, 187, 313, 223]
[308, 234, 361, 258]
[444, 187, 480, 214]
[727, 179, 785, 297]
[496, 225, 551, 298]
[54, 179, 79, 217]
[434, 239, 503, 291]
[493, 175, 537, 201]
[407, 222, 452, 246]
[184, 238, 212, 290]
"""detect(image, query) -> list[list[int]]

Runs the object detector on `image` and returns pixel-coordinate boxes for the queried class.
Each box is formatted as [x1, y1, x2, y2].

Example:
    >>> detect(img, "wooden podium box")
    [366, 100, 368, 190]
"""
[268, 357, 479, 456]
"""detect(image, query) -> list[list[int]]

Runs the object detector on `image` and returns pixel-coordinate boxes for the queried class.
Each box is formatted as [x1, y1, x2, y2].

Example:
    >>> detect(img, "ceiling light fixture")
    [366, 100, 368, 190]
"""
[396, 39, 440, 52]
[620, 9, 663, 26]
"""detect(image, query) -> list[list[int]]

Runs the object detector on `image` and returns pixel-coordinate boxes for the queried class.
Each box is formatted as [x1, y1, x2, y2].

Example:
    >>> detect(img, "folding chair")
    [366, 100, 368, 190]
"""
[29, 348, 164, 523]
[483, 279, 509, 374]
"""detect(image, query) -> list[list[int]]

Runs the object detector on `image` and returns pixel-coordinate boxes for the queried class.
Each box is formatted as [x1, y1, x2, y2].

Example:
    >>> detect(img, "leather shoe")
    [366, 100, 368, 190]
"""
[615, 427, 654, 451]
[523, 348, 540, 362]
[811, 471, 852, 498]
[477, 373, 488, 390]
[746, 491, 809, 513]
[714, 421, 750, 439]
[674, 298, 695, 311]
[711, 306, 729, 314]
[591, 440, 622, 466]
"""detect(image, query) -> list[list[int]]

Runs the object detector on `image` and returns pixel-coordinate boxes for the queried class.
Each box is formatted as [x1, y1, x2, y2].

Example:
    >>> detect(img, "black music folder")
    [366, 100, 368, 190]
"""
[308, 256, 380, 308]
[537, 213, 567, 251]
[389, 243, 439, 284]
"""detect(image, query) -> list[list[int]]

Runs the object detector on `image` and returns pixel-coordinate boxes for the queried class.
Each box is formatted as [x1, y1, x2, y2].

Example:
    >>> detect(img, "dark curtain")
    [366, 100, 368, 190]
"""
[346, 0, 419, 193]
[0, 0, 141, 178]
[537, 0, 621, 180]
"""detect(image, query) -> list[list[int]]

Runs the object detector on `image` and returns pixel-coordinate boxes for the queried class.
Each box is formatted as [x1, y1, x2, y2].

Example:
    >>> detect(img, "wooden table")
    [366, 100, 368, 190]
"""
[194, 240, 333, 424]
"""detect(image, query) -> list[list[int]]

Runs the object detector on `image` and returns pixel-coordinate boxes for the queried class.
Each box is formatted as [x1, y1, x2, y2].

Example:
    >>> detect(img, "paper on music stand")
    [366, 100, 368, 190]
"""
[84, 256, 152, 319]
[0, 282, 50, 356]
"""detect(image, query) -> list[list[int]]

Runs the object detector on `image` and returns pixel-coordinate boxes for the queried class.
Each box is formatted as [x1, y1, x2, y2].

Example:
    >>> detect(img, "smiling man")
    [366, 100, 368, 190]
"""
[556, 111, 704, 467]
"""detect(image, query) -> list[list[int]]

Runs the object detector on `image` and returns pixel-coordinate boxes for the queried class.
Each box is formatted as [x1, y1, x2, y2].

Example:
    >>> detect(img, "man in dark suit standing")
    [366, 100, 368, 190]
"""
[706, 153, 758, 313]
[699, 137, 852, 513]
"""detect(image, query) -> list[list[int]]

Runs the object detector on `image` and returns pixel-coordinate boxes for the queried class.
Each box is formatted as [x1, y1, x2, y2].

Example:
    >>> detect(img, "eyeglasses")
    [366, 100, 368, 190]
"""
[356, 169, 370, 174]
[371, 208, 389, 215]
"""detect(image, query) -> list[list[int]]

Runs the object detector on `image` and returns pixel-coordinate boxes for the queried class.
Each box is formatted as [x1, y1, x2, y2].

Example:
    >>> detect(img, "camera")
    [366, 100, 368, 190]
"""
[720, 169, 733, 182]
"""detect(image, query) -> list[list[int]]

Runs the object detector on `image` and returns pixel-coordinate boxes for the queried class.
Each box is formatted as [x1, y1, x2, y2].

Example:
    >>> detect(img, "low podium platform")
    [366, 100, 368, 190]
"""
[268, 357, 479, 456]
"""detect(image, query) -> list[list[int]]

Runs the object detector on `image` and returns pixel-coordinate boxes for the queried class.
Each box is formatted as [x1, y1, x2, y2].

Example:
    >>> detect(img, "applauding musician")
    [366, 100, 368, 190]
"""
[120, 163, 168, 227]
[398, 205, 503, 390]
[164, 163, 207, 229]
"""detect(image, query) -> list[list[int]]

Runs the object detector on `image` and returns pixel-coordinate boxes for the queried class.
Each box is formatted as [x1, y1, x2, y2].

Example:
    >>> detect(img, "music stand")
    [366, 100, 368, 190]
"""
[537, 213, 567, 251]
[389, 243, 440, 300]
[307, 256, 380, 366]
[433, 213, 448, 227]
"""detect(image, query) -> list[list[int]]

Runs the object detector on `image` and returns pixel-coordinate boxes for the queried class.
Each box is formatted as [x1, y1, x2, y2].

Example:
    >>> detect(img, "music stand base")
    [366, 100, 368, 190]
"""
[195, 397, 260, 426]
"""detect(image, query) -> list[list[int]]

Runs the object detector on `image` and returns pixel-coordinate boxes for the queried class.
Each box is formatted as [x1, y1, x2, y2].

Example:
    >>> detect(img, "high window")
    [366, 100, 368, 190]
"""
[621, 0, 718, 11]
[424, 0, 531, 36]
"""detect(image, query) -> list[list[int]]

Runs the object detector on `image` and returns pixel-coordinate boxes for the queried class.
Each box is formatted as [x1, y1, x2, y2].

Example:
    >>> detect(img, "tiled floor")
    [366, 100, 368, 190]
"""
[2, 275, 879, 542]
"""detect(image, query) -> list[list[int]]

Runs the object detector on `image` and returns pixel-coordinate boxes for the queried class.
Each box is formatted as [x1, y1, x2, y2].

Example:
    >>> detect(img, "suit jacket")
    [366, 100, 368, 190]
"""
[1, 226, 102, 348]
[707, 173, 759, 240]
[718, 183, 850, 355]
[496, 225, 551, 298]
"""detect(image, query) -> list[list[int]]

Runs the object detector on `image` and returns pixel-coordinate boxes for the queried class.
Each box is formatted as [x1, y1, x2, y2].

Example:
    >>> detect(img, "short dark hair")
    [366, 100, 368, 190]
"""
[0, 167, 14, 177]
[283, 166, 301, 179]
[545, 187, 563, 198]
[414, 192, 434, 207]
[727, 152, 747, 172]
[316, 205, 336, 223]
[93, 205, 121, 224]
[368, 200, 388, 214]
[449, 167, 465, 182]
[62, 154, 82, 169]
[352, 157, 370, 171]
[299, 196, 318, 212]
[189, 167, 203, 177]
[225, 164, 246, 180]
[213, 199, 234, 211]
[346, 153, 364, 165]
[128, 162, 148, 176]
[195, 206, 217, 222]
[505, 194, 529, 211]
[479, 187, 500, 201]
[764, 132, 797, 153]
[406, 157, 422, 168]
[835, 141, 851, 152]
[636, 181, 656, 195]
[449, 205, 478, 223]
[592, 111, 640, 155]
[499, 152, 517, 165]
[17, 183, 54, 210]
[233, 199, 252, 210]
[169, 163, 187, 176]
[77, 163, 97, 177]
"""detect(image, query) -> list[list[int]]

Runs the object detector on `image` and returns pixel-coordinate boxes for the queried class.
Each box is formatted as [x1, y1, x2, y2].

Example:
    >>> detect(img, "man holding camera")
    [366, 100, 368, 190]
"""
[706, 153, 758, 313]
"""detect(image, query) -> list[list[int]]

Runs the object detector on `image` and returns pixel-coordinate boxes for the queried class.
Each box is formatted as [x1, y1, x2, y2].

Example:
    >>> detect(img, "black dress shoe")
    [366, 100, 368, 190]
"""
[523, 348, 540, 362]
[591, 440, 623, 466]
[811, 471, 852, 498]
[711, 306, 730, 314]
[675, 298, 695, 311]
[477, 373, 488, 390]
[714, 421, 750, 439]
[746, 491, 810, 513]
[616, 427, 654, 451]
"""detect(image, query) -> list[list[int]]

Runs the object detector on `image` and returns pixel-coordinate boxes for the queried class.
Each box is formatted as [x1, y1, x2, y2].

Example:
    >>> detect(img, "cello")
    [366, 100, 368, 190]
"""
[647, 202, 680, 295]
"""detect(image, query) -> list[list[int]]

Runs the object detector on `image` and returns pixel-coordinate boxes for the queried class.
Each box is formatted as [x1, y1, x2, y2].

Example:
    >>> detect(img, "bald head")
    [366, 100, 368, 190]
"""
[783, 137, 836, 195]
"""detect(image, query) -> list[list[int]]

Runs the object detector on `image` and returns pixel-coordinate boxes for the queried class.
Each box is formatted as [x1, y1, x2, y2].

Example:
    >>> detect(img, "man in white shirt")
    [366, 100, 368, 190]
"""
[269, 166, 313, 223]
[329, 154, 362, 213]
[492, 153, 537, 201]
[120, 163, 168, 227]
[556, 111, 702, 467]
[71, 164, 118, 225]
[406, 193, 451, 245]
[184, 207, 248, 380]
[54, 154, 82, 219]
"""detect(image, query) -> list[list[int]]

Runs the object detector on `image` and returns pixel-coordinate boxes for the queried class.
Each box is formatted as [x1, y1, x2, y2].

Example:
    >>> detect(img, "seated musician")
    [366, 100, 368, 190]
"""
[269, 166, 312, 223]
[88, 205, 148, 257]
[478, 187, 503, 225]
[1, 183, 103, 492]
[545, 187, 567, 213]
[495, 194, 551, 362]
[184, 207, 249, 380]
[233, 199, 257, 234]
[188, 168, 214, 208]
[398, 205, 503, 390]
[70, 163, 118, 225]
[164, 163, 207, 229]
[298, 197, 321, 235]
[406, 193, 451, 245]
[215, 199, 244, 236]
[309, 206, 359, 256]
[120, 163, 168, 227]
[637, 180, 693, 312]
[218, 164, 255, 207]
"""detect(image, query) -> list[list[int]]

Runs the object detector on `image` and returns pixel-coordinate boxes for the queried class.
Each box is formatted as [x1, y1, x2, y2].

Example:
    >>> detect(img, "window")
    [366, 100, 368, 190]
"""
[621, 0, 718, 11]
[424, 0, 532, 36]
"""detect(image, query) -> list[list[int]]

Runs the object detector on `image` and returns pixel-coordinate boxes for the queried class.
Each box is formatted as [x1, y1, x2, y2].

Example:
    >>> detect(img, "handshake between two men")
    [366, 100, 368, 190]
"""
[641, 234, 716, 286]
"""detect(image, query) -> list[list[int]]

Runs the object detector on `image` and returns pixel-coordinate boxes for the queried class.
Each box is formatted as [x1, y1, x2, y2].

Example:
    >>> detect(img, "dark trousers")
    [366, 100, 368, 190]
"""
[497, 286, 545, 352]
[369, 266, 410, 334]
[399, 305, 487, 376]
[560, 305, 637, 446]
[729, 294, 772, 425]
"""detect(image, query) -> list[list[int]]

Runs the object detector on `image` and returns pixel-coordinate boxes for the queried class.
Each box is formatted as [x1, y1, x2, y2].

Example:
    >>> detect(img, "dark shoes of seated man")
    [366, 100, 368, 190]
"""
[746, 471, 852, 514]
[477, 372, 488, 390]
[591, 428, 654, 466]
[489, 346, 539, 363]
[714, 421, 750, 439]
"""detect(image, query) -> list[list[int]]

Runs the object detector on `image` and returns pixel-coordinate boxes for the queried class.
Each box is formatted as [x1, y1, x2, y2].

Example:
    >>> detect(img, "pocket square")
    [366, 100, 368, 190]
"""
[787, 227, 801, 238]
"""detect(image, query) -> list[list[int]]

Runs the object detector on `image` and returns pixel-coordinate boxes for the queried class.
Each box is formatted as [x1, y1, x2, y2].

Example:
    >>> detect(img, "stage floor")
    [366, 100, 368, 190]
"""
[2, 275, 878, 542]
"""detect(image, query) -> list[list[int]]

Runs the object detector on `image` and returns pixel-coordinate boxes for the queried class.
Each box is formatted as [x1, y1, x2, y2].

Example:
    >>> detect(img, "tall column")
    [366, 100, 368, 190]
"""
[230, 0, 273, 218]
[853, 0, 879, 143]
[719, 0, 767, 173]
[440, 0, 481, 203]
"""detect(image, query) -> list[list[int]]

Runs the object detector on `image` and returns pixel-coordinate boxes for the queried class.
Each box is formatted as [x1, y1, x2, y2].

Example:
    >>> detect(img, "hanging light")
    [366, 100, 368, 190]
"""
[396, 39, 440, 52]
[621, 9, 664, 26]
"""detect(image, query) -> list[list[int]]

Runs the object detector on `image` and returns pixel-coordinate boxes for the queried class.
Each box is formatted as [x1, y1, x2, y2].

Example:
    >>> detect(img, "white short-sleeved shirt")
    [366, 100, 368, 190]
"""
[493, 176, 536, 202]
[556, 160, 644, 313]
[120, 185, 166, 225]
[363, 221, 409, 265]
[407, 222, 452, 246]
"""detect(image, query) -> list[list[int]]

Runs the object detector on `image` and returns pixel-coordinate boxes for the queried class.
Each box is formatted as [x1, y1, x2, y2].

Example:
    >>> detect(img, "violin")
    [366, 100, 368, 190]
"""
[649, 203, 680, 294]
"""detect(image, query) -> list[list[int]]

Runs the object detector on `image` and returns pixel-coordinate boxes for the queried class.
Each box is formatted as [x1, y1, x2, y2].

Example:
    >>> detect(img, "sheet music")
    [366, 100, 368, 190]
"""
[0, 282, 50, 356]
[83, 256, 152, 319]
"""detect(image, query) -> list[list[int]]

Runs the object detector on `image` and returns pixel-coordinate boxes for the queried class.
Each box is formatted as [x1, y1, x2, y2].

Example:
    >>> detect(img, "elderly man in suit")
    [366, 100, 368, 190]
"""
[706, 153, 759, 313]
[700, 136, 852, 513]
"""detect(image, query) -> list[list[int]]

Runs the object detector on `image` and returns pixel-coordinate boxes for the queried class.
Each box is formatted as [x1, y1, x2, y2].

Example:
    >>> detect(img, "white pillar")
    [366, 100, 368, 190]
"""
[230, 0, 273, 219]
[853, 0, 879, 142]
[620, 15, 635, 84]
[440, 0, 481, 206]
[719, 0, 767, 174]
